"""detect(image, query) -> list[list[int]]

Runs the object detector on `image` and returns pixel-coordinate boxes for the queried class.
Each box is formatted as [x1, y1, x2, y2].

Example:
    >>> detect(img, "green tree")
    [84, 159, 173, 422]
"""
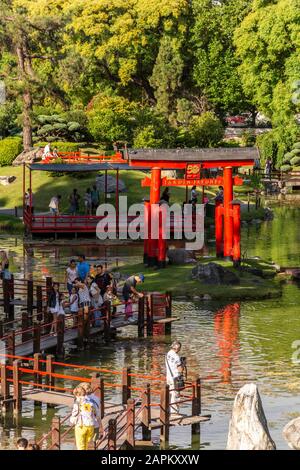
[188, 111, 224, 147]
[64, 0, 191, 108]
[0, 0, 67, 150]
[87, 93, 139, 147]
[234, 0, 300, 125]
[192, 0, 253, 118]
[150, 36, 184, 124]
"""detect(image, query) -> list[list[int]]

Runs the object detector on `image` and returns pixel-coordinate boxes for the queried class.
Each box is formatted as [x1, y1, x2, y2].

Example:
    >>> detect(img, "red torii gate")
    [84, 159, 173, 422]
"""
[128, 147, 257, 267]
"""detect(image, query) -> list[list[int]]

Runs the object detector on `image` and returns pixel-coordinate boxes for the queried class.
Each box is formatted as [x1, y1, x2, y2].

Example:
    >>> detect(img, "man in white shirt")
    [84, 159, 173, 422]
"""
[165, 341, 184, 414]
[49, 195, 61, 215]
[42, 143, 51, 160]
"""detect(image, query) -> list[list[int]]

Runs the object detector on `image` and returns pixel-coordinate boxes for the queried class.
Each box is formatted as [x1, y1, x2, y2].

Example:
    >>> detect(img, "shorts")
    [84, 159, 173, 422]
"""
[79, 301, 91, 308]
[67, 283, 74, 295]
[50, 208, 57, 214]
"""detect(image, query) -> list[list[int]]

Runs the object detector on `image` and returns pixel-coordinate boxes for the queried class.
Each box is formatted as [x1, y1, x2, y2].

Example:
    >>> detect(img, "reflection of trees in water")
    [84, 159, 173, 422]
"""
[214, 303, 240, 384]
[243, 207, 300, 265]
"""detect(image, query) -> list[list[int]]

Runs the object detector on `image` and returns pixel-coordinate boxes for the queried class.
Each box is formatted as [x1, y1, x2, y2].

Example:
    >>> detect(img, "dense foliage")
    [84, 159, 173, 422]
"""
[0, 136, 22, 166]
[0, 0, 299, 166]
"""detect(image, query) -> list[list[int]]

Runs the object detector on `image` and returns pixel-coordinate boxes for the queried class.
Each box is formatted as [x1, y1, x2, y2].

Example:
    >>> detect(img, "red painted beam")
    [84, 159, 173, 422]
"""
[131, 160, 254, 170]
[141, 176, 243, 187]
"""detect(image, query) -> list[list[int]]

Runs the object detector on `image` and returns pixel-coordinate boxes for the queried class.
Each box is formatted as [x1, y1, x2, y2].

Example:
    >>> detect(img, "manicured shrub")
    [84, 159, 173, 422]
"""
[36, 141, 80, 152]
[282, 153, 293, 163]
[290, 148, 300, 156]
[280, 164, 292, 172]
[290, 156, 300, 166]
[293, 142, 300, 149]
[0, 137, 23, 166]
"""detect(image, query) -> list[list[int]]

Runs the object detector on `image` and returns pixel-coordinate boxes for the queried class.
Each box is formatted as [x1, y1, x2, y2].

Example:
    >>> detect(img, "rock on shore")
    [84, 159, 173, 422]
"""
[227, 383, 276, 450]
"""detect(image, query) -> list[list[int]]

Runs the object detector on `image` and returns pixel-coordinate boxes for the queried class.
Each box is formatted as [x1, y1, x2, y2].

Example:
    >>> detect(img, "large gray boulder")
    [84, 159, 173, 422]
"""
[167, 248, 196, 265]
[13, 148, 43, 166]
[283, 417, 300, 449]
[227, 383, 276, 450]
[191, 262, 240, 285]
[96, 174, 126, 193]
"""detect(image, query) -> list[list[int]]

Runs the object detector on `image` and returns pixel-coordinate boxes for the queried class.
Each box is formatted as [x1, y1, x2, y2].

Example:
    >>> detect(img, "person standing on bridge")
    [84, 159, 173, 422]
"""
[77, 254, 90, 282]
[91, 184, 100, 214]
[81, 382, 103, 449]
[165, 341, 185, 415]
[265, 158, 272, 179]
[49, 282, 60, 336]
[70, 385, 100, 450]
[65, 259, 78, 295]
[94, 264, 112, 296]
[49, 194, 61, 215]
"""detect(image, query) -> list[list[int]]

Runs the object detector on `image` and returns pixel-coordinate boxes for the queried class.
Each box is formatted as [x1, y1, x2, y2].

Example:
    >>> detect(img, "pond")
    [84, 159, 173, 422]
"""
[1, 205, 300, 450]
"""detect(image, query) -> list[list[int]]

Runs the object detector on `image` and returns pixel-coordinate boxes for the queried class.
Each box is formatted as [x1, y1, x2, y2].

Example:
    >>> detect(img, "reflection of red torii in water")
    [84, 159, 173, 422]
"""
[214, 303, 240, 384]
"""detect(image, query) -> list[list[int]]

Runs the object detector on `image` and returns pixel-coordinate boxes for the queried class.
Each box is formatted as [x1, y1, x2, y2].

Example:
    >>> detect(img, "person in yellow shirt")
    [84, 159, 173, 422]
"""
[70, 385, 100, 450]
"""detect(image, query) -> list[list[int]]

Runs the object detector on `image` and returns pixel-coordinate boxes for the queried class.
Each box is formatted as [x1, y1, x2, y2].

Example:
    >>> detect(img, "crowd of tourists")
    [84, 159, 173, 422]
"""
[47, 255, 145, 335]
[48, 186, 100, 216]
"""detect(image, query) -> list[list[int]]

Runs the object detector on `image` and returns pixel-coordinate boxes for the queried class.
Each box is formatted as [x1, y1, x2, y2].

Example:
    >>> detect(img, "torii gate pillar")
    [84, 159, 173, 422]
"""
[215, 166, 241, 264]
[144, 167, 166, 267]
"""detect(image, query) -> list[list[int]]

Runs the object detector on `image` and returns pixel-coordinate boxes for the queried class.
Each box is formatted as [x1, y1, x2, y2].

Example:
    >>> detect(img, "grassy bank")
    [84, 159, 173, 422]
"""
[0, 165, 258, 213]
[115, 258, 282, 301]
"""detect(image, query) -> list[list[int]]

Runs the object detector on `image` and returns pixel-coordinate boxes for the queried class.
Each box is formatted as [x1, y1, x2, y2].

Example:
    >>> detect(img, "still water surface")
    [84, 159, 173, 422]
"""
[1, 206, 300, 449]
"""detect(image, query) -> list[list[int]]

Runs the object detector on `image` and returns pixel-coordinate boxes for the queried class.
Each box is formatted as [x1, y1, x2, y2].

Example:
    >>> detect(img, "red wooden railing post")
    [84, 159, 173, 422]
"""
[27, 279, 34, 317]
[33, 352, 42, 406]
[142, 383, 151, 441]
[45, 355, 55, 406]
[56, 316, 65, 358]
[138, 296, 145, 338]
[13, 359, 22, 415]
[160, 383, 170, 445]
[108, 419, 117, 450]
[126, 398, 135, 449]
[146, 294, 154, 337]
[51, 416, 61, 450]
[122, 367, 131, 405]
[192, 377, 201, 435]
[36, 285, 43, 322]
[1, 361, 10, 413]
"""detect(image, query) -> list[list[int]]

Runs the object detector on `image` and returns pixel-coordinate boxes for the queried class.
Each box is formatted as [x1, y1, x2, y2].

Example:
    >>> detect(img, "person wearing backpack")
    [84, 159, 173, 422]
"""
[70, 385, 100, 450]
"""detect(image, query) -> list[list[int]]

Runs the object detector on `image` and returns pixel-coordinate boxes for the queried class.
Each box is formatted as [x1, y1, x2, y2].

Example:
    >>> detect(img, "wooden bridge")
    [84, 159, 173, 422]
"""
[0, 353, 211, 450]
[0, 276, 177, 358]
